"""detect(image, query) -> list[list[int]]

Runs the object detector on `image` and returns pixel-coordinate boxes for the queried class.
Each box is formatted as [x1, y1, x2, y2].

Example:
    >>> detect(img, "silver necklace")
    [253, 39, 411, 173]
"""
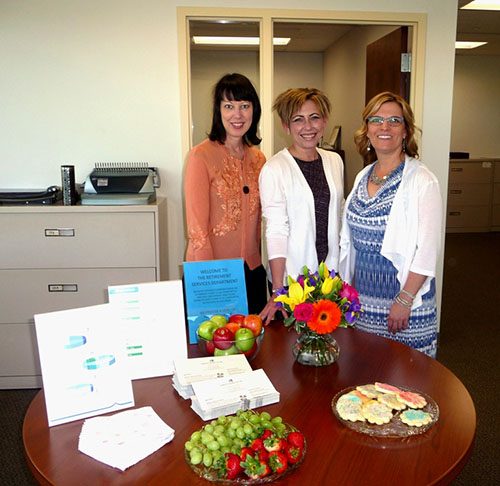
[369, 164, 399, 186]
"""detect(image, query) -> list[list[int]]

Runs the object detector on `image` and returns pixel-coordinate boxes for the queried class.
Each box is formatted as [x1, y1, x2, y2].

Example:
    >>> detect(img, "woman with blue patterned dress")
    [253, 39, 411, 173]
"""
[339, 92, 442, 358]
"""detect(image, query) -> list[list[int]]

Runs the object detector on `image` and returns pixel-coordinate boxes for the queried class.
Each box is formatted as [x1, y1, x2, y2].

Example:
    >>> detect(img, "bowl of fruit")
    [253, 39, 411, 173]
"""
[196, 314, 264, 361]
[185, 409, 306, 484]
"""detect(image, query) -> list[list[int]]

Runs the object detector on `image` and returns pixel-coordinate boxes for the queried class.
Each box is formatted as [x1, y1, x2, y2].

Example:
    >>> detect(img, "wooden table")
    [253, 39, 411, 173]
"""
[23, 325, 476, 485]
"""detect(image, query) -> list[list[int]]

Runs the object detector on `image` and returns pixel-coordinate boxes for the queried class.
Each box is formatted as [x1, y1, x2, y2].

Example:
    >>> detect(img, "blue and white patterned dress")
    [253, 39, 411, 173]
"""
[346, 162, 437, 358]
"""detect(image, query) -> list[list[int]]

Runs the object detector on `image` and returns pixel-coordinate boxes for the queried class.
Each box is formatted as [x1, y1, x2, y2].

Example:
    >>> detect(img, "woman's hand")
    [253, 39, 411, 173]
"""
[259, 294, 288, 326]
[387, 301, 411, 334]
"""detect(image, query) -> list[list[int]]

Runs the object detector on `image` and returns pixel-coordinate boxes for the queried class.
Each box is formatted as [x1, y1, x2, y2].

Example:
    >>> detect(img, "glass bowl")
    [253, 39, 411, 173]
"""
[196, 327, 264, 361]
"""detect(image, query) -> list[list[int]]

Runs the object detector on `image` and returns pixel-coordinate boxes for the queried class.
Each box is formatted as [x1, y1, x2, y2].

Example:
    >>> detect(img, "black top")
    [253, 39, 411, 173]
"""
[293, 154, 330, 264]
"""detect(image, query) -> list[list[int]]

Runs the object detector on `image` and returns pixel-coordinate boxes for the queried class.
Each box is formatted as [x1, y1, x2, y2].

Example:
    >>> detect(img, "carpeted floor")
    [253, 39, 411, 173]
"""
[0, 232, 499, 486]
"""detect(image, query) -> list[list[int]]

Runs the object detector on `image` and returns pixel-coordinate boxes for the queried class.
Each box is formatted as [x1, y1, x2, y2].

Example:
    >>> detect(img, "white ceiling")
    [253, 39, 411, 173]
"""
[190, 4, 500, 56]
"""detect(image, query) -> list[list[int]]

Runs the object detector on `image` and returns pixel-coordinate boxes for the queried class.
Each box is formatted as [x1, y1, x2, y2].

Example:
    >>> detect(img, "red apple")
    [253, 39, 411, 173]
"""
[242, 314, 263, 337]
[228, 314, 246, 325]
[213, 327, 235, 350]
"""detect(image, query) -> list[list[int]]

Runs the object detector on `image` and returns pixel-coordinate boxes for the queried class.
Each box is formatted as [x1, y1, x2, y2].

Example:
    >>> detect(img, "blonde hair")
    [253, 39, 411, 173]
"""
[354, 91, 420, 165]
[273, 88, 331, 126]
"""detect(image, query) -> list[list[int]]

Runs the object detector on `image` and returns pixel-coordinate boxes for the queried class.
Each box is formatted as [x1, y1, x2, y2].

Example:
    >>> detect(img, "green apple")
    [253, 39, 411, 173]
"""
[197, 320, 218, 340]
[210, 315, 228, 327]
[214, 345, 239, 356]
[235, 328, 255, 352]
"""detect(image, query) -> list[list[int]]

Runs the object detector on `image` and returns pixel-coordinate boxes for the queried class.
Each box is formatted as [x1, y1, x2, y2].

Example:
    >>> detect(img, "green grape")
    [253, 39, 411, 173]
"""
[207, 440, 221, 451]
[276, 423, 287, 433]
[213, 425, 225, 437]
[204, 424, 214, 434]
[201, 432, 214, 445]
[248, 414, 261, 425]
[243, 424, 253, 436]
[217, 415, 227, 425]
[271, 416, 283, 425]
[230, 444, 241, 455]
[236, 427, 245, 439]
[212, 450, 223, 464]
[210, 419, 218, 427]
[249, 430, 258, 440]
[203, 451, 213, 467]
[261, 420, 273, 429]
[190, 450, 203, 465]
[230, 418, 241, 429]
[217, 436, 229, 447]
[221, 445, 231, 454]
[260, 411, 271, 421]
[190, 430, 202, 443]
[226, 427, 236, 439]
[184, 440, 195, 451]
[233, 437, 245, 448]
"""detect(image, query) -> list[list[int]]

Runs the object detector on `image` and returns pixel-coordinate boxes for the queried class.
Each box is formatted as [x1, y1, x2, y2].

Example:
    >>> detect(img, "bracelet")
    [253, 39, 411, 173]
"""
[400, 289, 416, 301]
[272, 288, 280, 294]
[395, 294, 412, 309]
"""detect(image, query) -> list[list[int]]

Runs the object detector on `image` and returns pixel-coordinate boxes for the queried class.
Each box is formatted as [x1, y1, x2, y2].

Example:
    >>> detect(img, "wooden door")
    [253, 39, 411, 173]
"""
[365, 27, 410, 104]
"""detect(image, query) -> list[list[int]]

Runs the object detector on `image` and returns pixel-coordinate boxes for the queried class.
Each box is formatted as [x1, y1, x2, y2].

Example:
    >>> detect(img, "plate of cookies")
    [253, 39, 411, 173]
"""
[331, 382, 439, 438]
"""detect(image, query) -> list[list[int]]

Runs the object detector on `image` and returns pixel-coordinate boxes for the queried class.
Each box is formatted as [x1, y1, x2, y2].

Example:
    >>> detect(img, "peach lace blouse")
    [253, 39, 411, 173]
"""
[184, 139, 266, 270]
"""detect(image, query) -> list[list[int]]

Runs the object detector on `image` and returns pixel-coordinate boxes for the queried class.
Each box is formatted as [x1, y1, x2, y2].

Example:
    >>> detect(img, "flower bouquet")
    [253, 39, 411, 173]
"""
[274, 262, 362, 366]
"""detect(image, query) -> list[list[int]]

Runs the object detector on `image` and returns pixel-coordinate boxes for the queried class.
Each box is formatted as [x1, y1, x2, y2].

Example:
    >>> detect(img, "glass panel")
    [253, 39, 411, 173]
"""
[189, 19, 260, 147]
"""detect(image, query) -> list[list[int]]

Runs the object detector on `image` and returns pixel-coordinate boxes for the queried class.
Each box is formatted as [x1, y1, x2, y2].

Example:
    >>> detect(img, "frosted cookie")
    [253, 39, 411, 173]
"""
[397, 391, 427, 409]
[375, 382, 402, 395]
[356, 384, 379, 399]
[377, 393, 407, 411]
[338, 392, 363, 404]
[361, 400, 393, 425]
[336, 396, 365, 422]
[400, 409, 432, 427]
[350, 389, 372, 404]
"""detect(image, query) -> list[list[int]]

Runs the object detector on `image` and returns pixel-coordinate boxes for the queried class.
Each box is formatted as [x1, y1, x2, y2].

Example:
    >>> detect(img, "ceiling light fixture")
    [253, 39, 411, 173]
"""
[460, 0, 500, 10]
[192, 36, 291, 46]
[455, 41, 488, 49]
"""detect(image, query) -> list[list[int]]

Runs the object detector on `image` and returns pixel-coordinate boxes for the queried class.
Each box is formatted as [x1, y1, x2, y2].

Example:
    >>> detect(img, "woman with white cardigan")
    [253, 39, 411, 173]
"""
[259, 88, 344, 325]
[339, 91, 442, 358]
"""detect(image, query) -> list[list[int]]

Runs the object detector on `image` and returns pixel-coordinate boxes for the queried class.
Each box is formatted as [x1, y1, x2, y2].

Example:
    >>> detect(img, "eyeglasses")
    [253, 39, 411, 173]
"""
[366, 116, 405, 127]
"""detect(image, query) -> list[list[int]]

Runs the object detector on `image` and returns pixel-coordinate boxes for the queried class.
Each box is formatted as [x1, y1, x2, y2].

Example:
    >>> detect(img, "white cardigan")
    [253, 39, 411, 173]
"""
[259, 148, 344, 285]
[339, 155, 442, 309]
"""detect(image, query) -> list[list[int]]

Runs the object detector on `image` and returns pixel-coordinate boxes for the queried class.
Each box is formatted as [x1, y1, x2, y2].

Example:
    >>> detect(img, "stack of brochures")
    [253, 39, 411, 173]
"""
[190, 369, 280, 421]
[172, 354, 252, 399]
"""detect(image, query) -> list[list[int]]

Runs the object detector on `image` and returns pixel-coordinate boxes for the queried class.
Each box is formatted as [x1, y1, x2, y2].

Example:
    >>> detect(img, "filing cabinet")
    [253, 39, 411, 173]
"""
[446, 159, 494, 232]
[0, 199, 168, 388]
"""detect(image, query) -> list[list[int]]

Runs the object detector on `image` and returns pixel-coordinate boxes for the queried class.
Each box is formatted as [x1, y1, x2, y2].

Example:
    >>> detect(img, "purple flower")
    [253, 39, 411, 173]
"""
[294, 302, 314, 322]
[344, 299, 362, 323]
[339, 282, 359, 301]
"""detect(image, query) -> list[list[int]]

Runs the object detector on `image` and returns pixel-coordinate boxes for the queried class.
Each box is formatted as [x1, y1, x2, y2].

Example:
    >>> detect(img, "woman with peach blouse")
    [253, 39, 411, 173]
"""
[184, 73, 267, 313]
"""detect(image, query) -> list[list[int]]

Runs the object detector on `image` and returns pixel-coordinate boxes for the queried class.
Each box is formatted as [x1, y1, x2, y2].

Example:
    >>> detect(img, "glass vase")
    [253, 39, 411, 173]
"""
[292, 332, 340, 366]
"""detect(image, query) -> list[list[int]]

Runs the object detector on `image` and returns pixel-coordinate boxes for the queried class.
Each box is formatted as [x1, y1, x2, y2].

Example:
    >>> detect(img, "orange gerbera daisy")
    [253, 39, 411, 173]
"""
[307, 299, 341, 334]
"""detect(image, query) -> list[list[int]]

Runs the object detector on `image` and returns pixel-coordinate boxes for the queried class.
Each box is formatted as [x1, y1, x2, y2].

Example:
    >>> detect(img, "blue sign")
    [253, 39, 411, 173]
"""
[183, 258, 248, 343]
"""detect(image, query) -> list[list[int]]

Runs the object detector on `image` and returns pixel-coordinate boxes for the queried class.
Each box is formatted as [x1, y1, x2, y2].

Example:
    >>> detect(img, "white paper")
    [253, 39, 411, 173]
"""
[78, 406, 174, 471]
[191, 369, 280, 420]
[108, 280, 188, 379]
[174, 354, 252, 388]
[34, 304, 134, 427]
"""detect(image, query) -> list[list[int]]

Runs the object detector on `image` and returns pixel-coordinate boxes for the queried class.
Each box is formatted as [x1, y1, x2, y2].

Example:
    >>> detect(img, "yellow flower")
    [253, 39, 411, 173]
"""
[275, 280, 314, 311]
[318, 262, 329, 279]
[321, 277, 334, 295]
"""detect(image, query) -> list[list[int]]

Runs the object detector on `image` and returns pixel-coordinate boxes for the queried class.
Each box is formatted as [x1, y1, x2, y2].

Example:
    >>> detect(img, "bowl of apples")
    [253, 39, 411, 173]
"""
[196, 314, 264, 361]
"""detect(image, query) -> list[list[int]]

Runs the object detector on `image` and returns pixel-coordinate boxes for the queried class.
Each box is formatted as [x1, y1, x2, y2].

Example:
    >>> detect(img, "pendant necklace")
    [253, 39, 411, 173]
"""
[369, 163, 399, 186]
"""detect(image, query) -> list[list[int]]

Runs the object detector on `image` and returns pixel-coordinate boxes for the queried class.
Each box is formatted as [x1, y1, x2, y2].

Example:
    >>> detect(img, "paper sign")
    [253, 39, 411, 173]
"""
[183, 258, 248, 343]
[34, 304, 134, 427]
[108, 280, 188, 379]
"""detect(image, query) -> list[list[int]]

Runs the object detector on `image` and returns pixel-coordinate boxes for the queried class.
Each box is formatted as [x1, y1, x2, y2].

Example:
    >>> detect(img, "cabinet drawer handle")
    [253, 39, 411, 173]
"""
[45, 228, 75, 237]
[48, 284, 78, 292]
[450, 190, 462, 194]
[451, 167, 463, 172]
[449, 211, 461, 217]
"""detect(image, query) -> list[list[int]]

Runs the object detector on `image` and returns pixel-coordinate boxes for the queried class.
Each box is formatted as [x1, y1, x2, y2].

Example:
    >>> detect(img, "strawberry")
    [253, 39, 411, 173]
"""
[287, 431, 305, 449]
[268, 450, 288, 474]
[264, 436, 287, 452]
[286, 445, 303, 464]
[262, 429, 274, 440]
[240, 447, 253, 462]
[257, 450, 269, 463]
[240, 454, 271, 479]
[223, 452, 243, 480]
[250, 437, 265, 453]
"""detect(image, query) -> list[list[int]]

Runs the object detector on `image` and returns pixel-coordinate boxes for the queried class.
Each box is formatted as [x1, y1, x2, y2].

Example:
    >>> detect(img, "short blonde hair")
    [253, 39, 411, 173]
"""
[273, 88, 331, 126]
[354, 91, 420, 164]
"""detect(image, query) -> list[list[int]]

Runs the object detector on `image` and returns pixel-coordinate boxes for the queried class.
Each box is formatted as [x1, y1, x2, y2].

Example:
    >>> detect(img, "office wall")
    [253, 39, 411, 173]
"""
[451, 55, 500, 158]
[1, 0, 458, 282]
[323, 25, 397, 192]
